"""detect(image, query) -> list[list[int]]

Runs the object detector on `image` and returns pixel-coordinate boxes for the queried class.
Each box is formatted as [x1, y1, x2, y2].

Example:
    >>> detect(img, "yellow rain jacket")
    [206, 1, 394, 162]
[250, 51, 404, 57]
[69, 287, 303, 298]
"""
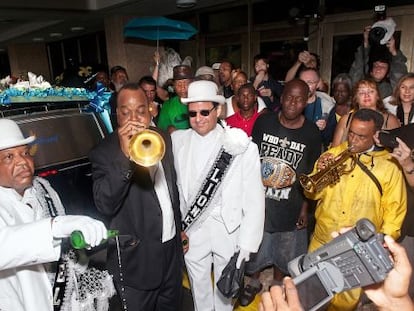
[305, 141, 407, 311]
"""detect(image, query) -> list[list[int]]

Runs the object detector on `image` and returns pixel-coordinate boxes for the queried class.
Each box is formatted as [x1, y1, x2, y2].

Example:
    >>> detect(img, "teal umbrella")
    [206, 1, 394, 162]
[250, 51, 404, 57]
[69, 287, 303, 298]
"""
[123, 16, 198, 51]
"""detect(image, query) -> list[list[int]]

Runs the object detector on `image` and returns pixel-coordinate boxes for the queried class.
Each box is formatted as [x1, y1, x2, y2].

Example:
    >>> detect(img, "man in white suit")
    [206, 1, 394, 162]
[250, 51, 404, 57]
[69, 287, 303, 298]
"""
[0, 118, 107, 311]
[171, 80, 265, 311]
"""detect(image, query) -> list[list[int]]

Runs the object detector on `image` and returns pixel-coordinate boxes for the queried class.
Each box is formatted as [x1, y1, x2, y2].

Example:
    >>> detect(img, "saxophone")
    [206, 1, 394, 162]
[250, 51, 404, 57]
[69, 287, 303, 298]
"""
[299, 147, 357, 194]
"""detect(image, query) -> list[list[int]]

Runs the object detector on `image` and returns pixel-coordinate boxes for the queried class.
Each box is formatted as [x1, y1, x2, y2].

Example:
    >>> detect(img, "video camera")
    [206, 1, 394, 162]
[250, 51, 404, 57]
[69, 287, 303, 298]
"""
[368, 5, 396, 46]
[288, 218, 393, 311]
[378, 130, 399, 149]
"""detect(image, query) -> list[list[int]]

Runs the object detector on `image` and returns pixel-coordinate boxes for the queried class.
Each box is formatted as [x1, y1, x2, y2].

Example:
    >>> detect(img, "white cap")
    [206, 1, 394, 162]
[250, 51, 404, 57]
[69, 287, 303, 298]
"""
[212, 62, 221, 70]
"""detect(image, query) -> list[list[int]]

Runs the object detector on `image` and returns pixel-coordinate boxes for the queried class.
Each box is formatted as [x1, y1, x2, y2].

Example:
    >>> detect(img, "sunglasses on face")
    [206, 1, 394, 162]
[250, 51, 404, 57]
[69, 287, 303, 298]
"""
[188, 106, 216, 118]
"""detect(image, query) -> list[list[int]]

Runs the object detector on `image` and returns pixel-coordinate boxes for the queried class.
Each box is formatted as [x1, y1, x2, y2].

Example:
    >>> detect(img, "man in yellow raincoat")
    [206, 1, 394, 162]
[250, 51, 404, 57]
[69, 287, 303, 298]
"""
[304, 108, 407, 311]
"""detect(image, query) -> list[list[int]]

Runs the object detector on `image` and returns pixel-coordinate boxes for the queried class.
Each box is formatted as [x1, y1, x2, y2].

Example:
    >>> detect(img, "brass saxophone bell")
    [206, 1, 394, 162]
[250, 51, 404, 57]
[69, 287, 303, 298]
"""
[129, 129, 165, 167]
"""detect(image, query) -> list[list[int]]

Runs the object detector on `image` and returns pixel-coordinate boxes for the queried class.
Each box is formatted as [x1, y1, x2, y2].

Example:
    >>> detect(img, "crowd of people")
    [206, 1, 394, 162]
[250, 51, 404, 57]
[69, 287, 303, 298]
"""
[1, 19, 414, 311]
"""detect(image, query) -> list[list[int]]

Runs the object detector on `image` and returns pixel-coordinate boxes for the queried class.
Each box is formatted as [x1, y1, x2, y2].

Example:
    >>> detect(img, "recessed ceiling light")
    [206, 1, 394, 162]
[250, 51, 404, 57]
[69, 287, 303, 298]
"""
[70, 26, 85, 32]
[32, 37, 44, 42]
[176, 0, 196, 9]
[49, 32, 63, 37]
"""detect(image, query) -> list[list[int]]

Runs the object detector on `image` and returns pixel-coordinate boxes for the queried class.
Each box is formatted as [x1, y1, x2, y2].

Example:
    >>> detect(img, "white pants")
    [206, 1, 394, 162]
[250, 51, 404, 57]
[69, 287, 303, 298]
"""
[185, 215, 238, 311]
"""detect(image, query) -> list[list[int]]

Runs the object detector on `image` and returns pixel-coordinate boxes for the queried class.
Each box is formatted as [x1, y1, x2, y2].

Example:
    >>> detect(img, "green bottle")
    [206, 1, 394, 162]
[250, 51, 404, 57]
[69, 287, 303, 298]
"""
[70, 229, 119, 249]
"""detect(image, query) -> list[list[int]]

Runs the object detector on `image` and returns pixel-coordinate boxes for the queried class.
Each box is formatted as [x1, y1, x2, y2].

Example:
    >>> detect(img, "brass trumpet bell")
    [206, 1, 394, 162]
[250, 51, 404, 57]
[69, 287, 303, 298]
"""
[129, 129, 165, 167]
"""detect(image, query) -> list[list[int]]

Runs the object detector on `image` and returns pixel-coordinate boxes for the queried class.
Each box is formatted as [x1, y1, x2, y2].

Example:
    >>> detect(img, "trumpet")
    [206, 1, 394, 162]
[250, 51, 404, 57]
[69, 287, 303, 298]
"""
[299, 148, 357, 194]
[129, 129, 165, 167]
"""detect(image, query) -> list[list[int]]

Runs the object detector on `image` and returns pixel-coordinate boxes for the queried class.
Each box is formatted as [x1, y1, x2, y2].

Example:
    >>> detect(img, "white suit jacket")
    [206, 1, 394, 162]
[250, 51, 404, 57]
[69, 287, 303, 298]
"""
[172, 125, 265, 253]
[0, 187, 61, 311]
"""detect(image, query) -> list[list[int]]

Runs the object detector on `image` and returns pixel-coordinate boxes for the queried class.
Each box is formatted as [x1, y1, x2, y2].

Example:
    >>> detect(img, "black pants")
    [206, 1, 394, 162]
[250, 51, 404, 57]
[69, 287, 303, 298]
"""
[110, 238, 182, 311]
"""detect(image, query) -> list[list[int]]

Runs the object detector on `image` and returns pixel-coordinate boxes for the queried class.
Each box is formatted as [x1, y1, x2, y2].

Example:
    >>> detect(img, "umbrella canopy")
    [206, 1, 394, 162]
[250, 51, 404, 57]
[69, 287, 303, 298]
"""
[123, 16, 198, 41]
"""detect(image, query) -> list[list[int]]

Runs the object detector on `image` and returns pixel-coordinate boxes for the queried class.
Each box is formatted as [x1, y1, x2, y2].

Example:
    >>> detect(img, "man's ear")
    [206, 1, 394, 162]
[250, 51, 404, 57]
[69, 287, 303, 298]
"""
[216, 104, 226, 120]
[216, 104, 223, 116]
[373, 130, 381, 146]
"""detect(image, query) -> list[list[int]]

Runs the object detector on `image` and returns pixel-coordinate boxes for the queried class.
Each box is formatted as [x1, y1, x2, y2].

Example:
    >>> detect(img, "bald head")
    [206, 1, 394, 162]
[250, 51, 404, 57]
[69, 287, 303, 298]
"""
[280, 79, 309, 122]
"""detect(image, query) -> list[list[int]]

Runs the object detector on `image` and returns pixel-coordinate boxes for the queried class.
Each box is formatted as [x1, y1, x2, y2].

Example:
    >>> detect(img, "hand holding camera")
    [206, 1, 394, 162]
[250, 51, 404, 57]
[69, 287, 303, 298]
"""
[260, 233, 414, 311]
[288, 218, 393, 311]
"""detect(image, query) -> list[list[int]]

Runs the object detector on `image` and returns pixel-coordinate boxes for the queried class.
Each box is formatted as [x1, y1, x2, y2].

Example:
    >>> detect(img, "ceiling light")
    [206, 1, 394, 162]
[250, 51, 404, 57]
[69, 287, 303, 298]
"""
[32, 37, 44, 42]
[70, 26, 85, 32]
[50, 32, 63, 38]
[176, 0, 196, 9]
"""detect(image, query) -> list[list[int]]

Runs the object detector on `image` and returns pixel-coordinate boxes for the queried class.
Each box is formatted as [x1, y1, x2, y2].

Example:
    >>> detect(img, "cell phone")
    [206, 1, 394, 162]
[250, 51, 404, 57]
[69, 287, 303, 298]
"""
[378, 131, 398, 149]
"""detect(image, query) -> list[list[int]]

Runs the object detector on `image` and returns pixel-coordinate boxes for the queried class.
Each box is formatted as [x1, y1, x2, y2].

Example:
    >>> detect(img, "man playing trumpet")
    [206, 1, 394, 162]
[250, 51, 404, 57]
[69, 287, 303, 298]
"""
[89, 83, 184, 310]
[304, 108, 407, 311]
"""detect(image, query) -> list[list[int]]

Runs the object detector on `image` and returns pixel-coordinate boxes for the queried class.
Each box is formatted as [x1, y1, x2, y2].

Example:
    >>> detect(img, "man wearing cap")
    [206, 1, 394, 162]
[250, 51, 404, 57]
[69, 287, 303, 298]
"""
[0, 118, 108, 311]
[171, 80, 265, 311]
[195, 65, 215, 82]
[158, 64, 193, 133]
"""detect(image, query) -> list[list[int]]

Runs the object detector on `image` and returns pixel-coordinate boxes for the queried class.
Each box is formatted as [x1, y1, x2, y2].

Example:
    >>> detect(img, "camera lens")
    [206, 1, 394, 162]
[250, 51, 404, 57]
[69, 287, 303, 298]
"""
[369, 27, 386, 45]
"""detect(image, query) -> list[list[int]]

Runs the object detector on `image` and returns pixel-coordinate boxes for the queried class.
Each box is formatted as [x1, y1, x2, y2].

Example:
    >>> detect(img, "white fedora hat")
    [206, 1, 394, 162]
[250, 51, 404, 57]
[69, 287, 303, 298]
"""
[0, 119, 35, 150]
[181, 80, 225, 105]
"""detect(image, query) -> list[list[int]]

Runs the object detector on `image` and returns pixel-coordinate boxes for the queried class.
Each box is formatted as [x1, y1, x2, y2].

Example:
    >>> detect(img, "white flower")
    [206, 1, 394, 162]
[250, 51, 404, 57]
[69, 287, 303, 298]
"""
[0, 75, 12, 87]
[221, 120, 251, 156]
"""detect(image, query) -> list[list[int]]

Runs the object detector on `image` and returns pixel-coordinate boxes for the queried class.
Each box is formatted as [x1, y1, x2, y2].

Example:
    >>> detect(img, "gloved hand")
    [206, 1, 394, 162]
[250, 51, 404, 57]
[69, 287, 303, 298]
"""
[51, 215, 107, 248]
[236, 248, 250, 269]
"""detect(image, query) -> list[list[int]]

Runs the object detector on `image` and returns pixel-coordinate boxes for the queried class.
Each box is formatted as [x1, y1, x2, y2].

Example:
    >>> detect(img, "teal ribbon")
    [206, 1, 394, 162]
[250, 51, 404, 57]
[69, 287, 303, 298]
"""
[84, 82, 113, 133]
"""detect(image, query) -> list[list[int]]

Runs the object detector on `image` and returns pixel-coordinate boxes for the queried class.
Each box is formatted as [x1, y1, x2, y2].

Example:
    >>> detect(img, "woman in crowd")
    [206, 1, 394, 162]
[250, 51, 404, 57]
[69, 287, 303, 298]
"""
[332, 79, 400, 146]
[386, 73, 414, 125]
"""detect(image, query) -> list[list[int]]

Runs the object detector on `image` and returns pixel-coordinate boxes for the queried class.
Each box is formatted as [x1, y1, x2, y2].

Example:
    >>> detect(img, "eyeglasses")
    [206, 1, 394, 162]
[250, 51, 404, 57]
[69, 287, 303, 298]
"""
[188, 106, 216, 118]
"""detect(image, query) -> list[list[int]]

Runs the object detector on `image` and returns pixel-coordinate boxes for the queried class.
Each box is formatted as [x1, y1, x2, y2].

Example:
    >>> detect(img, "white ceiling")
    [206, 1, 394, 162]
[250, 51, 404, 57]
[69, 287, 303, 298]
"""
[0, 0, 240, 50]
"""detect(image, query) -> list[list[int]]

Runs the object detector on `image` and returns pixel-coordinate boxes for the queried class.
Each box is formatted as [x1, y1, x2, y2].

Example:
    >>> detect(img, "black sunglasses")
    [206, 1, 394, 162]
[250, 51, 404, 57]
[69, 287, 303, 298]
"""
[188, 106, 216, 118]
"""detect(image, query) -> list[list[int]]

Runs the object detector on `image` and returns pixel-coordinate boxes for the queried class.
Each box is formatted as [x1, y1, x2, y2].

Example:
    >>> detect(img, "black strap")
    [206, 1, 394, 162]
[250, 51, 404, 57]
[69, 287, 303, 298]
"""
[37, 180, 59, 217]
[53, 259, 67, 310]
[182, 148, 233, 231]
[356, 159, 383, 196]
[36, 179, 66, 311]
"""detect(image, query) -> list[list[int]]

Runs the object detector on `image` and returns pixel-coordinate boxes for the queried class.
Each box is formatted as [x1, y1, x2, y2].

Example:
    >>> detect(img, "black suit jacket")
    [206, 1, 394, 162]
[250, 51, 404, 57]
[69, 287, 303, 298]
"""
[89, 126, 182, 290]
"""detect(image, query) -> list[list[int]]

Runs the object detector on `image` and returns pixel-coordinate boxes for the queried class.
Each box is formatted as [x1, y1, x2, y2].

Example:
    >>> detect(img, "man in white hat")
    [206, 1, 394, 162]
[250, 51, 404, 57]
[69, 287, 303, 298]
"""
[0, 118, 108, 311]
[171, 80, 265, 311]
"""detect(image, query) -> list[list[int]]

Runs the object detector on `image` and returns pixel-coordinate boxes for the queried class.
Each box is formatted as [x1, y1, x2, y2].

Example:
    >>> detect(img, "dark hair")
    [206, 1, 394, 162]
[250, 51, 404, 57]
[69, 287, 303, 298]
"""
[110, 65, 127, 77]
[138, 75, 157, 87]
[118, 82, 143, 94]
[237, 83, 256, 96]
[253, 54, 269, 65]
[352, 108, 384, 131]
[219, 60, 235, 71]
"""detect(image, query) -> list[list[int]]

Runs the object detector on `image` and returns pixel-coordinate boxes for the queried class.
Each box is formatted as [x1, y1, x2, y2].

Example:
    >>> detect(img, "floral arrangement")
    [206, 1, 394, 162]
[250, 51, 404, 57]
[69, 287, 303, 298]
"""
[0, 72, 113, 133]
[0, 72, 97, 105]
